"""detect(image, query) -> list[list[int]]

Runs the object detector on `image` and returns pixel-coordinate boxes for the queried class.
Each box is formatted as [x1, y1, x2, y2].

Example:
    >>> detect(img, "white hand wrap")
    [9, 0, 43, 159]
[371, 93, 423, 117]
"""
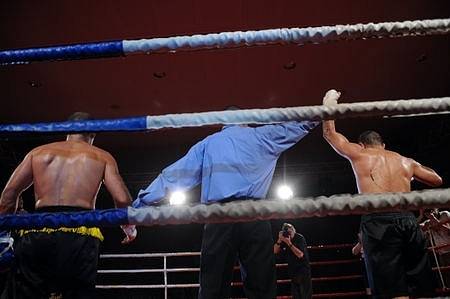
[323, 89, 341, 106]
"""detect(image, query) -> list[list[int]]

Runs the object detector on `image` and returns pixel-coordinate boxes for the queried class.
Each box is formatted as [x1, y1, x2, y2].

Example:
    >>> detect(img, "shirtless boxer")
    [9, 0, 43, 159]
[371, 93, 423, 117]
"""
[322, 90, 442, 299]
[0, 112, 136, 299]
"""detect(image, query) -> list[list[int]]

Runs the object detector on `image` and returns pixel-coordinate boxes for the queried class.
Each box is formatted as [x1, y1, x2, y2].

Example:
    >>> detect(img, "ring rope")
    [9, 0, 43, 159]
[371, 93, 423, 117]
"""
[0, 208, 127, 230]
[96, 259, 360, 274]
[126, 188, 450, 226]
[1, 18, 449, 65]
[98, 243, 354, 259]
[1, 188, 449, 230]
[0, 96, 449, 133]
[96, 276, 364, 289]
[123, 18, 450, 54]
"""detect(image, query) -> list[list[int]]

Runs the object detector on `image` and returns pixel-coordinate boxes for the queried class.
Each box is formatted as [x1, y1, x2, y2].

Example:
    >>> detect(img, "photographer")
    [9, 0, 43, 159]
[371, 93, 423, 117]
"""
[420, 209, 450, 288]
[274, 223, 312, 299]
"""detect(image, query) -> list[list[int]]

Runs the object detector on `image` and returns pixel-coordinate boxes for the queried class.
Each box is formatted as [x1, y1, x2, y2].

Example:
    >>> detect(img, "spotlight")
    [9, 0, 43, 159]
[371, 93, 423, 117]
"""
[169, 191, 186, 205]
[277, 185, 293, 200]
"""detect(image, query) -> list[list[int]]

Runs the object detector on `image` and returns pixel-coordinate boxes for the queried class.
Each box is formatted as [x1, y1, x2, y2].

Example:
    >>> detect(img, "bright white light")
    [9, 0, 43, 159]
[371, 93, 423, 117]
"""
[169, 191, 186, 205]
[277, 185, 293, 200]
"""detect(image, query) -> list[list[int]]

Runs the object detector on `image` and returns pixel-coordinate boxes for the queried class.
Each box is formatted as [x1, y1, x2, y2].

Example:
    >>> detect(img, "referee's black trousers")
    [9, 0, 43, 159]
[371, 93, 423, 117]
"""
[199, 220, 276, 299]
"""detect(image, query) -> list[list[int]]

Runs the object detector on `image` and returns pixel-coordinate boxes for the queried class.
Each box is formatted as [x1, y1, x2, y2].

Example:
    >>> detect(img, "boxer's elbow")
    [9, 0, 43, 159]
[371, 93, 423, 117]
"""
[431, 175, 443, 187]
[0, 188, 19, 214]
[418, 173, 444, 187]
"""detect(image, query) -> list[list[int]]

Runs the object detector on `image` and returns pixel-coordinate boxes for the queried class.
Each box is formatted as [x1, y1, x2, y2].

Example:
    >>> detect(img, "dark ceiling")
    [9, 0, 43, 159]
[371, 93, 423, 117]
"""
[0, 1, 449, 196]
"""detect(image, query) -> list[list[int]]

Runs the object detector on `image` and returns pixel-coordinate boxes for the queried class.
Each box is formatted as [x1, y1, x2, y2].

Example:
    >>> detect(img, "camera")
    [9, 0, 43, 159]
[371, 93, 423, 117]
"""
[282, 223, 291, 238]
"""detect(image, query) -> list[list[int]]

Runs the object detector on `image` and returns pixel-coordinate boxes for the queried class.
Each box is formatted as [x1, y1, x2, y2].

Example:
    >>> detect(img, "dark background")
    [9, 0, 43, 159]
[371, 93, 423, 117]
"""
[1, 1, 449, 297]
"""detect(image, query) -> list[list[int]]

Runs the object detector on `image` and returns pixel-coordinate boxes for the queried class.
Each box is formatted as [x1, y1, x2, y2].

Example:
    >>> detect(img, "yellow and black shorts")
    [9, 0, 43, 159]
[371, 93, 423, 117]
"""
[19, 226, 104, 241]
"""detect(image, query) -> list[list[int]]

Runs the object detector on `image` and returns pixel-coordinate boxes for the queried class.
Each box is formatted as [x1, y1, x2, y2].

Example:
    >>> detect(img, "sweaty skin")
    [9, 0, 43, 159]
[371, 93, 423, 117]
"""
[322, 90, 442, 299]
[0, 134, 136, 243]
[321, 90, 442, 193]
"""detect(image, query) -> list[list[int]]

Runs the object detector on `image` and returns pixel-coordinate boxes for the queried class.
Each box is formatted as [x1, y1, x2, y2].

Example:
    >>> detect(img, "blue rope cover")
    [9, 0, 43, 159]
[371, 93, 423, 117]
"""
[0, 117, 147, 133]
[0, 208, 128, 230]
[0, 41, 123, 65]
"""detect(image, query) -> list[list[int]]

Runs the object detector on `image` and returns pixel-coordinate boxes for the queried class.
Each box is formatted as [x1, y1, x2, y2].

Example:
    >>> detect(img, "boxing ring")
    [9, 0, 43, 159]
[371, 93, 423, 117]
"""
[1, 17, 450, 298]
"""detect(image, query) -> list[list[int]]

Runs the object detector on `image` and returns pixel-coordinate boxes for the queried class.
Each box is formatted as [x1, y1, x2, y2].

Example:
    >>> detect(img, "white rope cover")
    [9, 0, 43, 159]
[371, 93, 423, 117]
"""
[123, 19, 450, 54]
[146, 97, 450, 129]
[128, 189, 450, 226]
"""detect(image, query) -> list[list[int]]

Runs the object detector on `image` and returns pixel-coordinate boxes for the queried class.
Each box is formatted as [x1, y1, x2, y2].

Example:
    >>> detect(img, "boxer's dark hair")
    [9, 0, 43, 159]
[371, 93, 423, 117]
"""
[68, 112, 91, 121]
[358, 130, 383, 146]
[224, 105, 241, 111]
[67, 112, 93, 137]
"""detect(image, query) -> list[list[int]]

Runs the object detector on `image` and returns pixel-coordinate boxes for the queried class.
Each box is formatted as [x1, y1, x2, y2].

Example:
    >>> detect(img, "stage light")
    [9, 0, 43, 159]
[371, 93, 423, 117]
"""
[169, 191, 186, 205]
[277, 185, 293, 200]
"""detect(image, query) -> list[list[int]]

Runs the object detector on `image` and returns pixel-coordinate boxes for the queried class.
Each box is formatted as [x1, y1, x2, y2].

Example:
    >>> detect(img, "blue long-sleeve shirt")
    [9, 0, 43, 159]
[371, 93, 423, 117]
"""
[133, 121, 318, 207]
